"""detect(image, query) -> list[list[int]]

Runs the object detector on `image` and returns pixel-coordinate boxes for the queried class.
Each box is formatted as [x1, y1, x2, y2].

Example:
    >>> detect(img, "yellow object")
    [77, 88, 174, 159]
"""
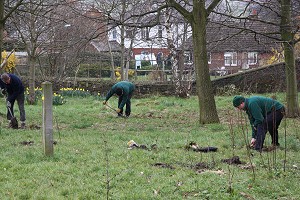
[116, 108, 121, 113]
[127, 140, 139, 148]
[1, 50, 16, 73]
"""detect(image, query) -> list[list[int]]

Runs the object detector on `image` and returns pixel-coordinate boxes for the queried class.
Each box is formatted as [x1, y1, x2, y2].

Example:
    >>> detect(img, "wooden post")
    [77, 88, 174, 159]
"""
[42, 81, 53, 156]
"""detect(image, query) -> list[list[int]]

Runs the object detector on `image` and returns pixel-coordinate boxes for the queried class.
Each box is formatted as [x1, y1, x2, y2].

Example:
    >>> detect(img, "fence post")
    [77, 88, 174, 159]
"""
[42, 81, 53, 156]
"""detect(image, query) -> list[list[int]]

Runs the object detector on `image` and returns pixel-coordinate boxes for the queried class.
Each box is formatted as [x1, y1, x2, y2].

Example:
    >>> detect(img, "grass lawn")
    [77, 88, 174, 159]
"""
[0, 93, 299, 199]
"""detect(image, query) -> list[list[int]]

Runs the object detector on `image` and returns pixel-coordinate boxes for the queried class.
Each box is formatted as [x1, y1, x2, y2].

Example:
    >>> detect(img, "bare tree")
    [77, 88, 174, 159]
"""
[164, 0, 221, 124]
[9, 0, 65, 104]
[213, 0, 300, 117]
[0, 0, 24, 66]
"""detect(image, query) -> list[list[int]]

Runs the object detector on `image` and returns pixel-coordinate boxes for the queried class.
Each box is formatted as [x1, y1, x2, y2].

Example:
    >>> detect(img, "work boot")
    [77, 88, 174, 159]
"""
[20, 122, 26, 129]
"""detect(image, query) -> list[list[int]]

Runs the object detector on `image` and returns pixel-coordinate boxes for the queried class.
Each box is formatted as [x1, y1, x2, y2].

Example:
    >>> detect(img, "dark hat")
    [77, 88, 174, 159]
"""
[233, 96, 245, 107]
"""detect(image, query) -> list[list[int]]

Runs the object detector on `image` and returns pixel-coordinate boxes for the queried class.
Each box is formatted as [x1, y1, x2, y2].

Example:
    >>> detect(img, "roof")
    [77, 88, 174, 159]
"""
[90, 40, 121, 52]
[184, 21, 281, 52]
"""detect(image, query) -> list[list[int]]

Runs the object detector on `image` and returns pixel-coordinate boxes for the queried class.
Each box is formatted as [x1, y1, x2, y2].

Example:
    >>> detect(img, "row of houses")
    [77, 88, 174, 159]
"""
[3, 1, 292, 77]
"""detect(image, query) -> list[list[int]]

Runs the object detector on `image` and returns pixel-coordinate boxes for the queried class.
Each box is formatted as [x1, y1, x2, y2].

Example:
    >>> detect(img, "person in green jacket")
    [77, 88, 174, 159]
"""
[233, 95, 285, 152]
[103, 81, 135, 117]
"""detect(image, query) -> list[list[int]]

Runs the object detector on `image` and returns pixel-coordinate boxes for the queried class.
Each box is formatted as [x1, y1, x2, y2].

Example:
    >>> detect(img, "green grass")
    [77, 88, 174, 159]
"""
[0, 94, 299, 199]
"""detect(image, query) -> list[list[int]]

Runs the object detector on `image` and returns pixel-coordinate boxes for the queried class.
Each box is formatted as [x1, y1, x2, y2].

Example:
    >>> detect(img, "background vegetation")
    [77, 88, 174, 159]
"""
[0, 93, 299, 199]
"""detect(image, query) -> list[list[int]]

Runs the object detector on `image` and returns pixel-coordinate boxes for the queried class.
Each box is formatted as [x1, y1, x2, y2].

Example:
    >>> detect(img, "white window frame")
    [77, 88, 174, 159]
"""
[207, 52, 211, 64]
[141, 27, 149, 40]
[224, 52, 237, 66]
[184, 51, 193, 64]
[112, 28, 117, 40]
[248, 52, 258, 64]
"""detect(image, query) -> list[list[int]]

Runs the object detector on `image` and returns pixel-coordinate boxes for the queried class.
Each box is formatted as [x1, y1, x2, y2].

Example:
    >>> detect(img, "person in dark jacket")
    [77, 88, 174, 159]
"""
[0, 73, 26, 128]
[103, 81, 135, 117]
[233, 95, 285, 152]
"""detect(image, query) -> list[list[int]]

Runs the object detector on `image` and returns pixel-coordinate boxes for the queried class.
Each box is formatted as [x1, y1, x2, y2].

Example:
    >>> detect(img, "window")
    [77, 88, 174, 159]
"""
[141, 28, 149, 40]
[224, 52, 237, 66]
[184, 51, 193, 64]
[125, 29, 134, 38]
[158, 25, 163, 38]
[248, 52, 258, 64]
[207, 52, 211, 64]
[112, 28, 117, 40]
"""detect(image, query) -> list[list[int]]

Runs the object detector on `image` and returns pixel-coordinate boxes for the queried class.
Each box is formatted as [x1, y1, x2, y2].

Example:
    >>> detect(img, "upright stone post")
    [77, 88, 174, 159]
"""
[42, 81, 53, 156]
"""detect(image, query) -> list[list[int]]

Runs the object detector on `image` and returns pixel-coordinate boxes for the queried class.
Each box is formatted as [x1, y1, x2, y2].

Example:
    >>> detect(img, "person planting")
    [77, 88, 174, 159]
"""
[103, 81, 135, 117]
[233, 95, 285, 152]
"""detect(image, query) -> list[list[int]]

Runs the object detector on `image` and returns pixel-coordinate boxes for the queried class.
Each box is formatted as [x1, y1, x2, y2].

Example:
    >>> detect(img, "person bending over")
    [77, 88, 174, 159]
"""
[103, 81, 135, 117]
[233, 95, 285, 152]
[0, 73, 26, 129]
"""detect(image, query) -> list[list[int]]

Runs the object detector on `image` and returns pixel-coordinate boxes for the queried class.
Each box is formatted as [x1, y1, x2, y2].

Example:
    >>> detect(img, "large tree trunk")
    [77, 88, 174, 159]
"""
[281, 0, 300, 117]
[192, 2, 219, 124]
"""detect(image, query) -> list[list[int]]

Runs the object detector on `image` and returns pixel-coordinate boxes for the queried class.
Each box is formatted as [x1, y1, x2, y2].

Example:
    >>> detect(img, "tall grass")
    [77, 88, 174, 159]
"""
[0, 94, 299, 199]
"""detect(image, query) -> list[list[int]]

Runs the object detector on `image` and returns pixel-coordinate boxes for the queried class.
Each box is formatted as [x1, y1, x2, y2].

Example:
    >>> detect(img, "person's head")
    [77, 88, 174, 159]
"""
[1, 73, 11, 84]
[233, 95, 245, 110]
[115, 87, 123, 96]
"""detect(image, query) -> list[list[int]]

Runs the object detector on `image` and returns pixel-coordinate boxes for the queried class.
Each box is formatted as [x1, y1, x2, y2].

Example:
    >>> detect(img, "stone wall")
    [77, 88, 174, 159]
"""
[211, 59, 300, 94]
[28, 59, 300, 96]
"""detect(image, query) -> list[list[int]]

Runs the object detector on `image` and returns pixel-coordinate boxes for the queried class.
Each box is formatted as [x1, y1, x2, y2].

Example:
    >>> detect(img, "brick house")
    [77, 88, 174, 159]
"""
[183, 21, 281, 75]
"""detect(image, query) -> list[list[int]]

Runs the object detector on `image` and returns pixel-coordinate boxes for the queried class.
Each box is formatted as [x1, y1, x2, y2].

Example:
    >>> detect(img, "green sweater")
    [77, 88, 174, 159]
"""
[105, 81, 135, 109]
[244, 96, 284, 138]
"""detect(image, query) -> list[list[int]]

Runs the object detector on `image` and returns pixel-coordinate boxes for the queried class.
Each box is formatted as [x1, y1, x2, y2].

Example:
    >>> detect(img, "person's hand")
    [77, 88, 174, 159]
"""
[250, 138, 256, 147]
[103, 101, 107, 105]
[116, 108, 121, 113]
[6, 101, 11, 108]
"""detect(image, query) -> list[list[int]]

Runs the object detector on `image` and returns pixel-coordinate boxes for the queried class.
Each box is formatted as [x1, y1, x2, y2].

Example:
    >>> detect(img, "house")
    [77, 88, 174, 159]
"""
[107, 11, 191, 69]
[180, 0, 287, 76]
[182, 20, 281, 76]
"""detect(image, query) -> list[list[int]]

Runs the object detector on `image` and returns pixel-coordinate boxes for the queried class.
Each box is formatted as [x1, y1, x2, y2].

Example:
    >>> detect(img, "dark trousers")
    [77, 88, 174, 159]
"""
[255, 108, 284, 151]
[118, 93, 133, 116]
[7, 93, 26, 122]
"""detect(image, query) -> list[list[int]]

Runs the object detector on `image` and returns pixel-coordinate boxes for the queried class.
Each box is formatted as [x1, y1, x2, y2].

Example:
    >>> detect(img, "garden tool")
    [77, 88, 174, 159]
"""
[104, 103, 117, 113]
[7, 105, 18, 129]
[104, 103, 125, 118]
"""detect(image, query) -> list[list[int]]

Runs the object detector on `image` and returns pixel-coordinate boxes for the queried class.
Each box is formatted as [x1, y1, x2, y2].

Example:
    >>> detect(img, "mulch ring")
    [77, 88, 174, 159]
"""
[221, 156, 244, 165]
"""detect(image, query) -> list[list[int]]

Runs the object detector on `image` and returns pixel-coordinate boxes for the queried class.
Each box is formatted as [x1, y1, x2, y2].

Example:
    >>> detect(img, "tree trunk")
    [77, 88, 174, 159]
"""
[108, 41, 116, 80]
[0, 0, 4, 58]
[281, 0, 300, 117]
[165, 8, 187, 97]
[28, 54, 36, 104]
[192, 3, 219, 124]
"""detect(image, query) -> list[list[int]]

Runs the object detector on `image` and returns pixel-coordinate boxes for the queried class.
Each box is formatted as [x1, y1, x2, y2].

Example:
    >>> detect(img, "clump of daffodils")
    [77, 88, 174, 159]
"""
[60, 87, 91, 97]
